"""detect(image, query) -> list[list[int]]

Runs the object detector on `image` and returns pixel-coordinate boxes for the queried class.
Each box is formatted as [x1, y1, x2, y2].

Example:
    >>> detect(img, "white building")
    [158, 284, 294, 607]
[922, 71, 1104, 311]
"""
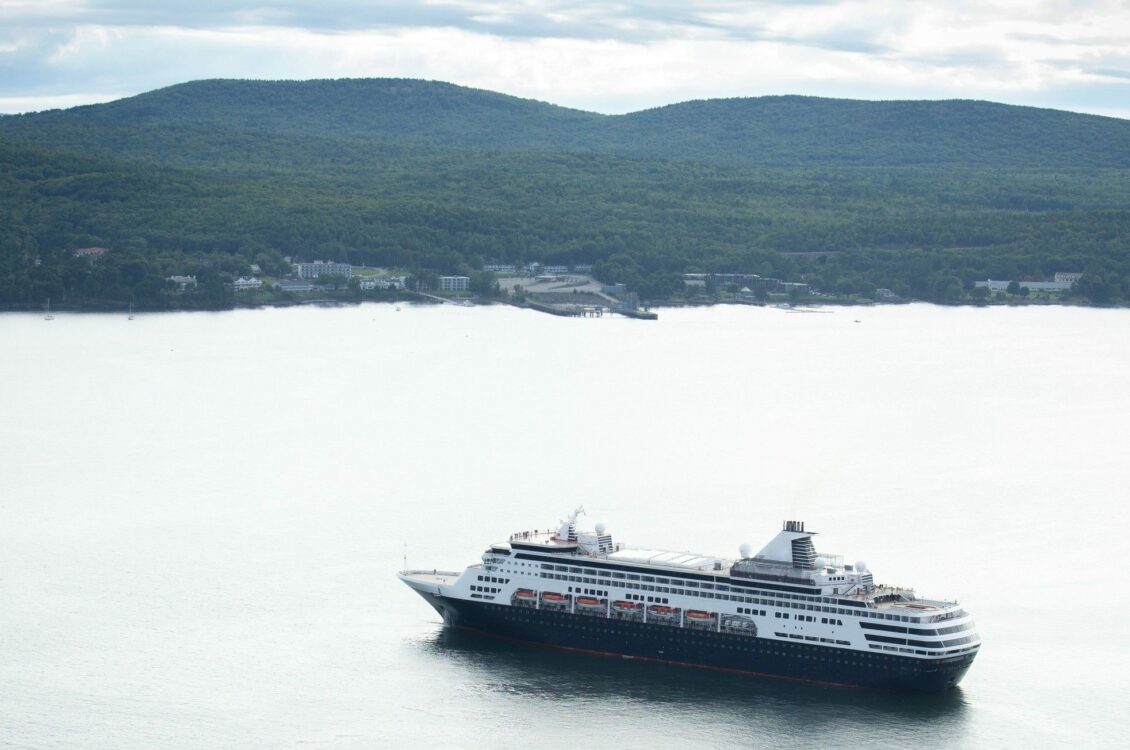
[439, 275, 470, 292]
[483, 264, 516, 273]
[293, 260, 352, 280]
[274, 279, 315, 293]
[359, 276, 407, 291]
[232, 277, 263, 292]
[974, 279, 1073, 292]
[167, 275, 197, 290]
[1054, 272, 1083, 284]
[544, 265, 568, 274]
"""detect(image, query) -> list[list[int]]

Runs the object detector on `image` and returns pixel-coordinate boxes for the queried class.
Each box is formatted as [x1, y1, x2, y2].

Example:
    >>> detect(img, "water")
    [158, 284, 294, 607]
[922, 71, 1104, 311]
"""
[1, 303, 1126, 749]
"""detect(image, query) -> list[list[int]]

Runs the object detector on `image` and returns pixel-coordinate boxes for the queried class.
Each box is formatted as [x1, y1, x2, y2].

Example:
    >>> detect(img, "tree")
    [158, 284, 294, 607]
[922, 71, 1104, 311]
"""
[469, 270, 499, 297]
[315, 273, 348, 290]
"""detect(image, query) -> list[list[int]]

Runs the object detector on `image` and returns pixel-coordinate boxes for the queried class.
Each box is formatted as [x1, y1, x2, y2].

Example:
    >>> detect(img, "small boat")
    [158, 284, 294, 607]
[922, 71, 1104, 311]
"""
[647, 605, 676, 617]
[612, 600, 641, 611]
[686, 610, 715, 621]
[514, 589, 536, 600]
[576, 596, 603, 607]
[541, 592, 566, 602]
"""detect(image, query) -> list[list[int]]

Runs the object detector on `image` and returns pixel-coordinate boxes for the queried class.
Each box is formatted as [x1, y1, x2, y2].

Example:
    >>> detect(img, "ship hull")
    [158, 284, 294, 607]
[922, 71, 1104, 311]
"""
[415, 592, 974, 692]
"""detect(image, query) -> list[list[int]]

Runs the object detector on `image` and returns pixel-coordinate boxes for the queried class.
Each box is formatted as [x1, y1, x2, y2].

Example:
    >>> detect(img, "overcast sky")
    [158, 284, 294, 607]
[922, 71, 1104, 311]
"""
[2, 0, 1128, 117]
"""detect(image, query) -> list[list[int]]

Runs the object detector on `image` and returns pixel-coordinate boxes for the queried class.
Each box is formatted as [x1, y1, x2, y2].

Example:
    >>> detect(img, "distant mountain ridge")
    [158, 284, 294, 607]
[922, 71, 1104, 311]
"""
[3, 78, 1129, 169]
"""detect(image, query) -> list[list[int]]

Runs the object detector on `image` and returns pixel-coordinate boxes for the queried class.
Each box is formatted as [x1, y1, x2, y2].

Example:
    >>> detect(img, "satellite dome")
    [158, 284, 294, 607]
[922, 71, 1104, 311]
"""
[739, 543, 752, 558]
[595, 522, 606, 535]
[815, 556, 828, 570]
[855, 560, 867, 573]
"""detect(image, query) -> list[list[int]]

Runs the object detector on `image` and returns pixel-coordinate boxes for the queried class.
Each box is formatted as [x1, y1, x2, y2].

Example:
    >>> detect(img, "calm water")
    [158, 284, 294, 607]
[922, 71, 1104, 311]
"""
[1, 303, 1127, 749]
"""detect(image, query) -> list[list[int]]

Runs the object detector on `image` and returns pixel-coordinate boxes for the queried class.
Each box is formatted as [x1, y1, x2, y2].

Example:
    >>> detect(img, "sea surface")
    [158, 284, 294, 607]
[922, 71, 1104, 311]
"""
[1, 303, 1127, 749]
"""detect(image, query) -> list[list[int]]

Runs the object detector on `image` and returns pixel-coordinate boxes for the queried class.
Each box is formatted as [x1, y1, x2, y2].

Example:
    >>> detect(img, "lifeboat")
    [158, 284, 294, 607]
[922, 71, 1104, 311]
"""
[541, 592, 566, 602]
[514, 589, 536, 600]
[686, 610, 715, 620]
[612, 600, 641, 611]
[647, 605, 676, 617]
[576, 596, 603, 607]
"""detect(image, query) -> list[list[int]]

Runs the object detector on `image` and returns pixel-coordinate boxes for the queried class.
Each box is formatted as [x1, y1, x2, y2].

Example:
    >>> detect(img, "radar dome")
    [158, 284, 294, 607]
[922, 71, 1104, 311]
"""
[855, 560, 867, 573]
[739, 543, 752, 558]
[595, 522, 606, 535]
[815, 556, 828, 570]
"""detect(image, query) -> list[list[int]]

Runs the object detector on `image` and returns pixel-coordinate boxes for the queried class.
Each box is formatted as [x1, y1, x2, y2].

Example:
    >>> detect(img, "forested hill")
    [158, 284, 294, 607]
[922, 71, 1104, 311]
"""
[1, 78, 1129, 309]
[2, 78, 1130, 168]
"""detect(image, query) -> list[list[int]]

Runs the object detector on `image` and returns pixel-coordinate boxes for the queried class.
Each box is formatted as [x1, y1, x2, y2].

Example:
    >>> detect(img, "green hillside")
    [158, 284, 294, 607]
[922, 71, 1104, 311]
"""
[1, 78, 1128, 309]
[5, 79, 1129, 168]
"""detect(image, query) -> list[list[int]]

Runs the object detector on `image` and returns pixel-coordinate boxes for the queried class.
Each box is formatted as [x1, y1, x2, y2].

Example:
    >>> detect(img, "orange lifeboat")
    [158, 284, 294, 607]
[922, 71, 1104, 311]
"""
[576, 596, 602, 607]
[687, 610, 715, 620]
[612, 600, 640, 611]
[541, 592, 566, 602]
[515, 589, 536, 600]
[648, 605, 676, 616]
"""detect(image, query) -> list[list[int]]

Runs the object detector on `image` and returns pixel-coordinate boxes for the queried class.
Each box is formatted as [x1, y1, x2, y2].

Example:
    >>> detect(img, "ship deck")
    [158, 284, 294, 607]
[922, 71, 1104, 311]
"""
[400, 569, 462, 586]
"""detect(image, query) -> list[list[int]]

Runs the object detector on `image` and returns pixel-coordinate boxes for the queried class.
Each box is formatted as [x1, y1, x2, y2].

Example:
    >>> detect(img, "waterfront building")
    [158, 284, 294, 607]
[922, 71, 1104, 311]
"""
[167, 275, 197, 290]
[439, 275, 470, 292]
[293, 261, 352, 280]
[232, 277, 263, 292]
[360, 276, 407, 290]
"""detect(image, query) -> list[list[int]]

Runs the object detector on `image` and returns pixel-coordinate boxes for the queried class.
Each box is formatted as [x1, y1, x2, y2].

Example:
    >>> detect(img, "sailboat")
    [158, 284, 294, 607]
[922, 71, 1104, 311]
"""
[128, 301, 134, 320]
[44, 298, 54, 320]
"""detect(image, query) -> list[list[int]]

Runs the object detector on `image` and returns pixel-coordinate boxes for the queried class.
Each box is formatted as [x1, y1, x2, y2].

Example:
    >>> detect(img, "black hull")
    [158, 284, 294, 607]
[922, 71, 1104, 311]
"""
[416, 593, 975, 692]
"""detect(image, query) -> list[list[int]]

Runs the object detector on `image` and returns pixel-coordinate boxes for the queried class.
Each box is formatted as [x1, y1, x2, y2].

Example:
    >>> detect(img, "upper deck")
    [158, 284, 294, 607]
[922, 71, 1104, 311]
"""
[497, 513, 962, 621]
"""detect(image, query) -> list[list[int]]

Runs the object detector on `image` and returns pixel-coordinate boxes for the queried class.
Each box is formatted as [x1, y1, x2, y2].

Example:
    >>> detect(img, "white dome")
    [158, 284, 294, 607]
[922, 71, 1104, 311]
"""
[739, 543, 752, 558]
[855, 560, 867, 573]
[595, 521, 606, 535]
[815, 556, 828, 570]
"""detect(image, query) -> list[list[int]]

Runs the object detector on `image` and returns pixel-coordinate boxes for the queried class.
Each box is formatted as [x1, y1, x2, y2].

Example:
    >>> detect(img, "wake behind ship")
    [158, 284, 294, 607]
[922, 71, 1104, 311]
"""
[399, 510, 979, 691]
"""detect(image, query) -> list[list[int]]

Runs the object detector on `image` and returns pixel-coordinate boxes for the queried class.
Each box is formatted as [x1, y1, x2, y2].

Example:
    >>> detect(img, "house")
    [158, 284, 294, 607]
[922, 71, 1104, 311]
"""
[232, 277, 263, 292]
[543, 265, 568, 274]
[167, 275, 197, 290]
[1054, 272, 1083, 285]
[439, 275, 470, 292]
[74, 247, 109, 259]
[875, 288, 898, 299]
[483, 264, 517, 273]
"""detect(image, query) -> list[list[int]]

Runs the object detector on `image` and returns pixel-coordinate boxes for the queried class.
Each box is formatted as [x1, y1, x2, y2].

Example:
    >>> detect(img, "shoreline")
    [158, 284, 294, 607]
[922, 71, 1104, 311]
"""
[3, 294, 1121, 316]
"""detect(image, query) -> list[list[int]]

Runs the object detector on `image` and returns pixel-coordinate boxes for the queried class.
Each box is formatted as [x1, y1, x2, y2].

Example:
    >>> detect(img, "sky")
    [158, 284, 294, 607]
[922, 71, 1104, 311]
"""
[1, 0, 1129, 118]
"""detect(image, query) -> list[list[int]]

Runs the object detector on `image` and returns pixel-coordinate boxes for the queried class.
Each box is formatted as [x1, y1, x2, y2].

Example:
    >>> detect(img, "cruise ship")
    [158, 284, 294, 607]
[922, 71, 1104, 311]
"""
[398, 510, 979, 691]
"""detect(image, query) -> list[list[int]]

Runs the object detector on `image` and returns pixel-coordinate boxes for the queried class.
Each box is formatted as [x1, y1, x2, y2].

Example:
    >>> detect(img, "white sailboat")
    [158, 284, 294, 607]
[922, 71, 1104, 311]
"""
[44, 298, 54, 320]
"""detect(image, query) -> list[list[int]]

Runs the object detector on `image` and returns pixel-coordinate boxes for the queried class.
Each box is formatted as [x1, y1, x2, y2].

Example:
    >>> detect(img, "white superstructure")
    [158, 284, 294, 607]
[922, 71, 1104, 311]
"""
[400, 509, 980, 664]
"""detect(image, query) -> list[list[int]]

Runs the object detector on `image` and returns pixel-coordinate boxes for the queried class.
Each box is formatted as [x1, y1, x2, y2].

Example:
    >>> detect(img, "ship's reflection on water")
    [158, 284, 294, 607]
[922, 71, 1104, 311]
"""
[412, 626, 970, 740]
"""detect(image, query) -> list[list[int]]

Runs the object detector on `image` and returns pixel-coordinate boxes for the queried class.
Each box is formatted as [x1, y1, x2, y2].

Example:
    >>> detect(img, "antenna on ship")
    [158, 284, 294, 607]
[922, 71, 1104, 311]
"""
[402, 543, 408, 573]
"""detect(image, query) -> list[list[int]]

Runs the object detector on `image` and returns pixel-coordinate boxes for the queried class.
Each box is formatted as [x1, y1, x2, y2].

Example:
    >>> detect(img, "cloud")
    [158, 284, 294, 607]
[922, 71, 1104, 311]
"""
[0, 1, 1128, 117]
